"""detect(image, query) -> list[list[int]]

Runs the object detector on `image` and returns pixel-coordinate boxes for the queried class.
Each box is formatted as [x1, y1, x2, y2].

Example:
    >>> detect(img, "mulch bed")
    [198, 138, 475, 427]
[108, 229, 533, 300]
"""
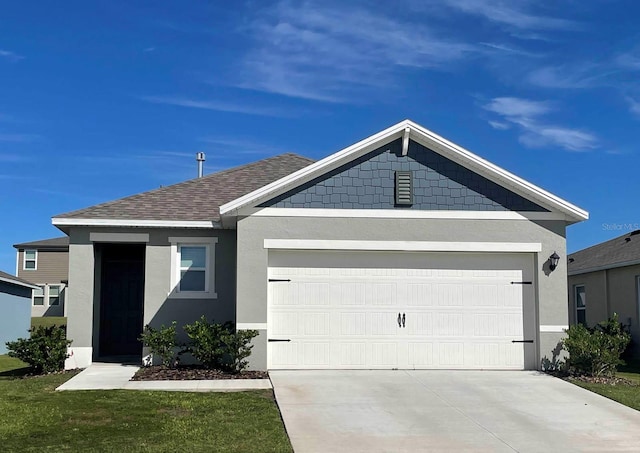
[546, 371, 638, 386]
[131, 365, 269, 381]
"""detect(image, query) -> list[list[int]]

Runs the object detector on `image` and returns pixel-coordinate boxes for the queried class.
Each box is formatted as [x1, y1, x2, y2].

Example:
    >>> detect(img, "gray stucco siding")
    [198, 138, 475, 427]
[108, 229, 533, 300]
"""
[236, 215, 568, 370]
[66, 227, 236, 363]
[262, 139, 547, 212]
[0, 282, 32, 354]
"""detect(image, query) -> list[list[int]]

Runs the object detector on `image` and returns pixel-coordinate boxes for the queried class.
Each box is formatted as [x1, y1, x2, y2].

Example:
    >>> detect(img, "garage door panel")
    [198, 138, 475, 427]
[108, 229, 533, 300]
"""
[340, 343, 366, 366]
[268, 251, 532, 370]
[369, 312, 401, 335]
[370, 343, 398, 366]
[340, 312, 366, 335]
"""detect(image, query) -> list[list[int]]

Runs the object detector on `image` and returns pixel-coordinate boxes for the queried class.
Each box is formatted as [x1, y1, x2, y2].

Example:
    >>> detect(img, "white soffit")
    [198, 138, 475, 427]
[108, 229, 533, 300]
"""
[220, 119, 588, 223]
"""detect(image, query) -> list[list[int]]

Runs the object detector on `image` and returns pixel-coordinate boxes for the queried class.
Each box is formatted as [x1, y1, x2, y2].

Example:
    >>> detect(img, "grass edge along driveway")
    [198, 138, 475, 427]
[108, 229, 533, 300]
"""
[568, 361, 640, 412]
[0, 355, 292, 452]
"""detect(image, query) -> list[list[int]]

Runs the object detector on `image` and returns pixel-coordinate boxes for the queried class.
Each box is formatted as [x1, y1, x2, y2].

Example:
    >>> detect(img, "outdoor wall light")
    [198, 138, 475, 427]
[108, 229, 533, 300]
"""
[549, 252, 560, 271]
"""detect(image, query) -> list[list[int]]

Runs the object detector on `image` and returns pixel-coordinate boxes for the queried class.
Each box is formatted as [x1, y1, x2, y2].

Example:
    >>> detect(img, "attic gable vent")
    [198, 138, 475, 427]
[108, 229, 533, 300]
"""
[395, 170, 413, 206]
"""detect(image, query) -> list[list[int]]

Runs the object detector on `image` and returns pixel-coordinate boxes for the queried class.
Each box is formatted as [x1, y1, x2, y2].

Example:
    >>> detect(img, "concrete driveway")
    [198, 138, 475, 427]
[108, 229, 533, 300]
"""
[270, 370, 640, 453]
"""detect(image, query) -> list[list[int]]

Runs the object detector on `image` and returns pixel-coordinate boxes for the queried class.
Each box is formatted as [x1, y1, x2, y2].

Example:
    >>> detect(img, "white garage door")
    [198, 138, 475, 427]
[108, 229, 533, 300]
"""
[267, 250, 536, 370]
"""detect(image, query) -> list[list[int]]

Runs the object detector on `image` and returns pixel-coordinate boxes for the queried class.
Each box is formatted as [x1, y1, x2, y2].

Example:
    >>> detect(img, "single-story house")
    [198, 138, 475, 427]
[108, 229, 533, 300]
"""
[568, 230, 640, 355]
[13, 237, 69, 317]
[53, 119, 588, 370]
[0, 270, 39, 354]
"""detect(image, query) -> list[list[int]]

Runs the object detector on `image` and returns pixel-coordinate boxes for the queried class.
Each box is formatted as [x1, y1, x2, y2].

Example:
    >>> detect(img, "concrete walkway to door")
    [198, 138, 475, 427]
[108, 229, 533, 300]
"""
[270, 370, 640, 453]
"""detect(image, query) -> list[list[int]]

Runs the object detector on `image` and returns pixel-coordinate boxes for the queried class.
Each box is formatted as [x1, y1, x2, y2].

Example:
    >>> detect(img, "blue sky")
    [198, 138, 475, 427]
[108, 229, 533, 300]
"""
[2, 0, 639, 273]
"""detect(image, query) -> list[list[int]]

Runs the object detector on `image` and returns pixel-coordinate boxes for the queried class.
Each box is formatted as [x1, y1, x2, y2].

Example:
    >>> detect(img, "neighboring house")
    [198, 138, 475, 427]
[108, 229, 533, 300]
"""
[568, 230, 640, 355]
[0, 270, 39, 354]
[52, 120, 588, 371]
[13, 237, 69, 317]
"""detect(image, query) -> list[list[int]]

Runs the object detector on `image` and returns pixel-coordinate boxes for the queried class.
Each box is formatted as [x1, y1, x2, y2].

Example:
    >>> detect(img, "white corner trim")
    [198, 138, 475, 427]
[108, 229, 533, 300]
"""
[401, 126, 410, 156]
[237, 323, 267, 330]
[219, 119, 589, 223]
[90, 232, 150, 243]
[249, 208, 566, 221]
[264, 239, 542, 253]
[64, 347, 93, 370]
[540, 325, 568, 333]
[53, 218, 218, 228]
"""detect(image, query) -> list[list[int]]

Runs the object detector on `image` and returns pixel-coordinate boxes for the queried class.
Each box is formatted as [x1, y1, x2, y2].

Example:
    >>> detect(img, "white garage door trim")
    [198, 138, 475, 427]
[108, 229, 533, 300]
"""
[264, 239, 541, 253]
[267, 249, 537, 370]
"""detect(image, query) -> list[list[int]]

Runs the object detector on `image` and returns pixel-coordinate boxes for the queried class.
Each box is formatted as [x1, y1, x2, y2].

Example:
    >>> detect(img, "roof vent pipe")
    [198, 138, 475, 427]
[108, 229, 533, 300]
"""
[196, 152, 206, 178]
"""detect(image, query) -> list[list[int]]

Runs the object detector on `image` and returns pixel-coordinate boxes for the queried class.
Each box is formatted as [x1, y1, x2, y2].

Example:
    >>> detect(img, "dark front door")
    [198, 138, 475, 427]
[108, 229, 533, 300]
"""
[99, 244, 145, 357]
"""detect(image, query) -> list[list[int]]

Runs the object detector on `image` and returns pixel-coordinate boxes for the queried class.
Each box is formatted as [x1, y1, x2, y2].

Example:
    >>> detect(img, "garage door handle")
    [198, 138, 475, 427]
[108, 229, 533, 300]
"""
[512, 340, 534, 343]
[402, 313, 406, 328]
[397, 313, 402, 327]
[268, 339, 291, 342]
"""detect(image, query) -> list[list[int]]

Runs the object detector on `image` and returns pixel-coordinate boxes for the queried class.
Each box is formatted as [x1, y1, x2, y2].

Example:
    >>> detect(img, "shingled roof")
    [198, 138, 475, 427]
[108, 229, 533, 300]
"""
[568, 230, 640, 275]
[0, 270, 39, 289]
[54, 153, 314, 223]
[13, 236, 69, 250]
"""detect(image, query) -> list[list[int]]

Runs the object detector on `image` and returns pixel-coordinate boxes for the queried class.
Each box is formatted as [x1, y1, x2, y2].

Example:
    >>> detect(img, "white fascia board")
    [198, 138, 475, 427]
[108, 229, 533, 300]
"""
[568, 259, 640, 276]
[220, 119, 588, 224]
[220, 121, 407, 215]
[0, 275, 40, 290]
[405, 120, 589, 222]
[264, 239, 542, 253]
[52, 218, 218, 229]
[249, 207, 567, 221]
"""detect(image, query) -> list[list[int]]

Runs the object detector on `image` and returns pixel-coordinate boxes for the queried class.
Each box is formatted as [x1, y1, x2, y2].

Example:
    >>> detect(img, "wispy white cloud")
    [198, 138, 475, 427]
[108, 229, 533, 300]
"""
[138, 95, 290, 117]
[239, 1, 478, 102]
[488, 120, 511, 130]
[143, 47, 156, 52]
[625, 97, 640, 117]
[0, 49, 24, 61]
[483, 96, 598, 151]
[439, 0, 579, 31]
[199, 137, 291, 156]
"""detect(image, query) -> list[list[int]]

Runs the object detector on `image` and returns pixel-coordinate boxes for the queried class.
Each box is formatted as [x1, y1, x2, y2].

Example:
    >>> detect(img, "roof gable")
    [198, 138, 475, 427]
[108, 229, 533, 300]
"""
[220, 120, 588, 224]
[261, 138, 547, 212]
[52, 153, 314, 228]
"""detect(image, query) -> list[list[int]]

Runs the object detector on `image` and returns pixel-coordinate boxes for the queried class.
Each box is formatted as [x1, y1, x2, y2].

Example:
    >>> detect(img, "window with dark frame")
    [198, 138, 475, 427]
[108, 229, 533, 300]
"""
[575, 285, 586, 325]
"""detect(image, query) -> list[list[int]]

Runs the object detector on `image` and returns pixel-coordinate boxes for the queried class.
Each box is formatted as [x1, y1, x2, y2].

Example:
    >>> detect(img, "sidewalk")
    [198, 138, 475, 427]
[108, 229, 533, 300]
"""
[56, 363, 272, 392]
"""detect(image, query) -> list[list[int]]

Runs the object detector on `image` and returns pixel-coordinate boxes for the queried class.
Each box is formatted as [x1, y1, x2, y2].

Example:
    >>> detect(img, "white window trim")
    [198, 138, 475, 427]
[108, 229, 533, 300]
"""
[48, 284, 62, 306]
[23, 249, 37, 271]
[575, 285, 586, 325]
[32, 285, 45, 306]
[169, 237, 218, 299]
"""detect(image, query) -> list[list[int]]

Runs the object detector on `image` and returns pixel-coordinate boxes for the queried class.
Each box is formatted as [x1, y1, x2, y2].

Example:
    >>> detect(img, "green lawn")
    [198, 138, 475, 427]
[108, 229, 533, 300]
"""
[0, 355, 292, 452]
[570, 360, 640, 412]
[31, 316, 67, 329]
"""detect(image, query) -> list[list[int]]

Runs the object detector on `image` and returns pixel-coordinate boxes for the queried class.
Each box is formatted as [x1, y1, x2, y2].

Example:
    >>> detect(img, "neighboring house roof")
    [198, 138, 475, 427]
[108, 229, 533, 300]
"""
[220, 119, 588, 224]
[52, 153, 314, 229]
[13, 236, 69, 250]
[568, 230, 640, 275]
[0, 270, 39, 290]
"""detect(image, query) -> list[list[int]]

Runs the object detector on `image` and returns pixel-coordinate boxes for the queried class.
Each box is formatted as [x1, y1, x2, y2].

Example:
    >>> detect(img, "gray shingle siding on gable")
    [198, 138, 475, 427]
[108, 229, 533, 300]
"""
[261, 139, 548, 212]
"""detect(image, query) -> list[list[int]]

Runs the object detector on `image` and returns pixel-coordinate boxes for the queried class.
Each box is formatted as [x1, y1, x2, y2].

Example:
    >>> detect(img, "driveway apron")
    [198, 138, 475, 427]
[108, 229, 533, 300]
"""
[270, 370, 640, 453]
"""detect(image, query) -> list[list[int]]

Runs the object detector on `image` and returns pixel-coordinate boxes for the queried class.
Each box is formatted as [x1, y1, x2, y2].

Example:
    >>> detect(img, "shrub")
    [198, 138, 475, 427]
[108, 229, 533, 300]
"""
[562, 314, 631, 377]
[183, 316, 258, 373]
[220, 328, 259, 373]
[183, 316, 231, 369]
[6, 325, 71, 374]
[138, 322, 178, 367]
